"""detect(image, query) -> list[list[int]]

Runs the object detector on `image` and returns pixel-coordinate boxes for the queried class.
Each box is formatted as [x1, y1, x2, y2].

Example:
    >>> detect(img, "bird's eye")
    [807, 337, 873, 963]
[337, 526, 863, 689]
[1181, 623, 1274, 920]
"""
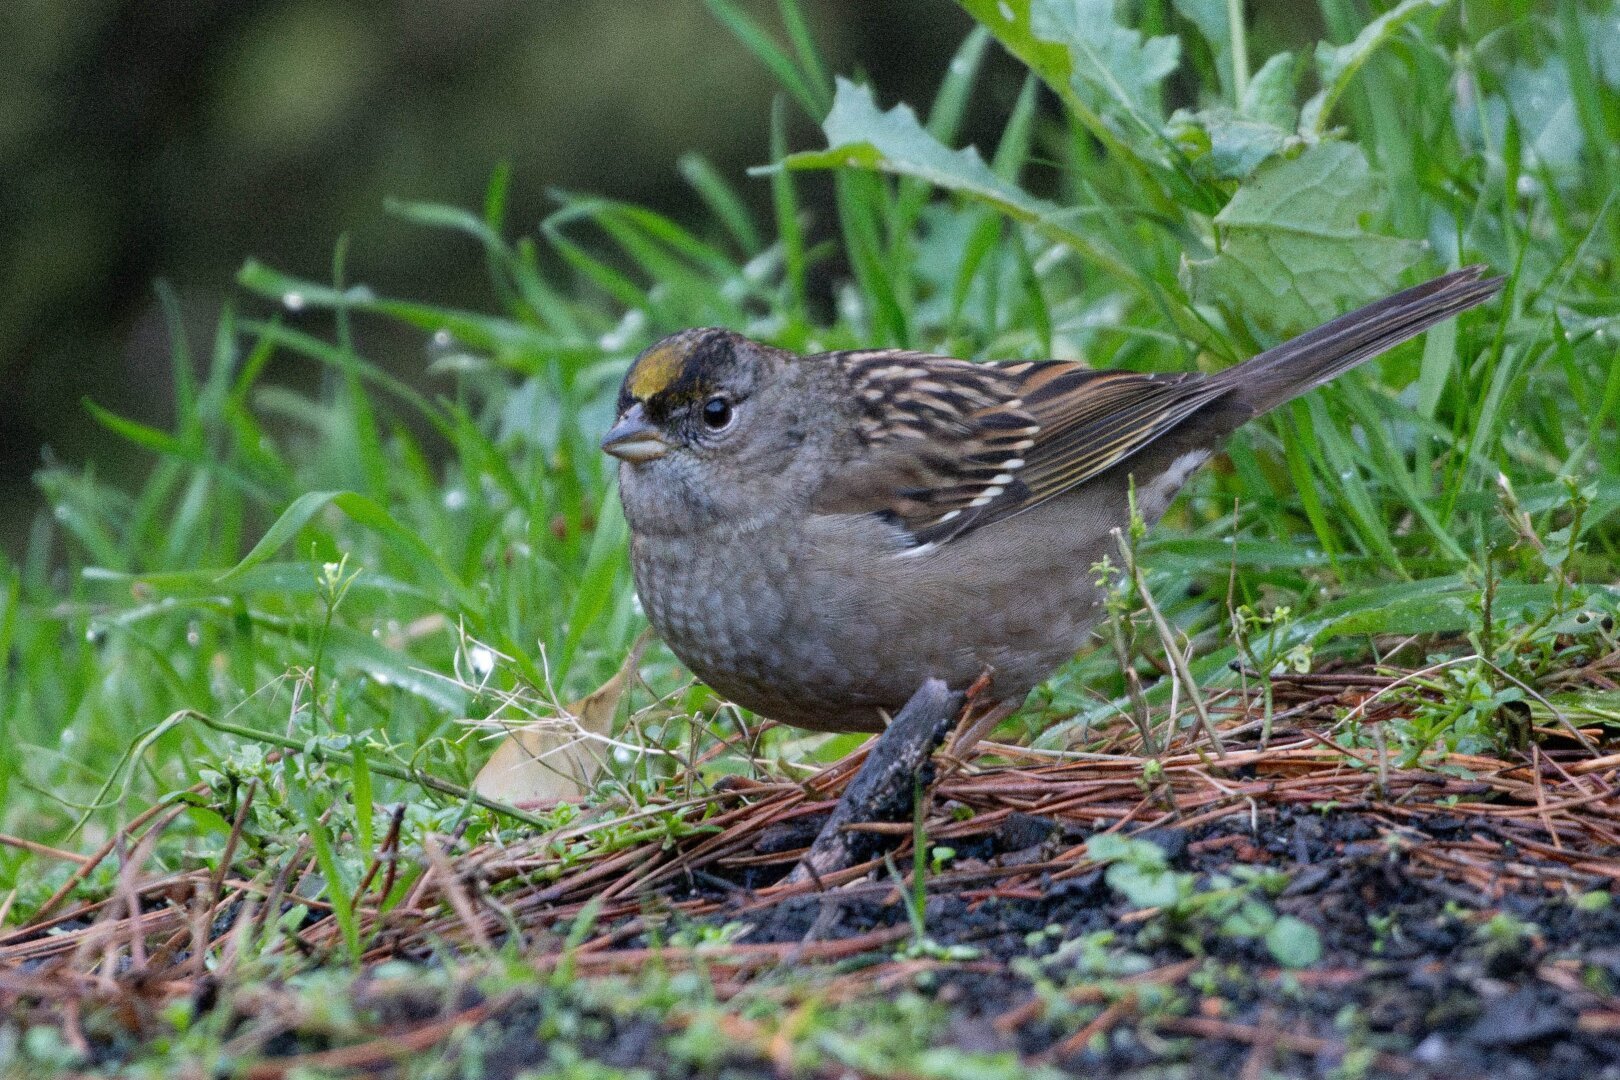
[700, 396, 734, 430]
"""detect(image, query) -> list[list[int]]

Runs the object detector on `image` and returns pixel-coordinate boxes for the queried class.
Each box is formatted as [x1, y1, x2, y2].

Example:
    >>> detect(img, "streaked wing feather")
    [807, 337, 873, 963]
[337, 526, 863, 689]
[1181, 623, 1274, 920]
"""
[813, 351, 1230, 548]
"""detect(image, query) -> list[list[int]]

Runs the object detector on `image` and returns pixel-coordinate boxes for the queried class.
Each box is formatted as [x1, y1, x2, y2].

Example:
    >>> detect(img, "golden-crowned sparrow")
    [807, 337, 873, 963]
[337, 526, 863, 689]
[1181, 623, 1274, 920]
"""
[603, 267, 1502, 734]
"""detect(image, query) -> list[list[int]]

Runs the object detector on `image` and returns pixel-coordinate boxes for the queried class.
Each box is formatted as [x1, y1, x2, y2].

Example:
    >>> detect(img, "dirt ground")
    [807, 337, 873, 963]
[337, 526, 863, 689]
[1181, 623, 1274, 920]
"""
[8, 670, 1620, 1078]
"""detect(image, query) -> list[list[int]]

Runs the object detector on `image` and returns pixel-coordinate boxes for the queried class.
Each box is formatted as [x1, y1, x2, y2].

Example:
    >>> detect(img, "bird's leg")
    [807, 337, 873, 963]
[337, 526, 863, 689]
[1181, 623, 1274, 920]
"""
[786, 679, 963, 886]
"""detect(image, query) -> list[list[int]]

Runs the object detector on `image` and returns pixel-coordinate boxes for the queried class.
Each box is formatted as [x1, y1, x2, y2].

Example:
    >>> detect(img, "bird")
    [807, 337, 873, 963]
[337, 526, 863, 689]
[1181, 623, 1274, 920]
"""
[601, 267, 1503, 740]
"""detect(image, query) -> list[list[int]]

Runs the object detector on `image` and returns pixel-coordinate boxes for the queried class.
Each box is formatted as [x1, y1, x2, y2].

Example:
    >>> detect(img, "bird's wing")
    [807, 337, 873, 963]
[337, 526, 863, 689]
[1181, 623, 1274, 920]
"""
[811, 351, 1228, 549]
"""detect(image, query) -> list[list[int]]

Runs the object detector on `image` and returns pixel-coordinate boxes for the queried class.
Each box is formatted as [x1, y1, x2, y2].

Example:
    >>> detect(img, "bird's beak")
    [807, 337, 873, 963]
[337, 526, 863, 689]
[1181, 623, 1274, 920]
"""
[601, 404, 670, 463]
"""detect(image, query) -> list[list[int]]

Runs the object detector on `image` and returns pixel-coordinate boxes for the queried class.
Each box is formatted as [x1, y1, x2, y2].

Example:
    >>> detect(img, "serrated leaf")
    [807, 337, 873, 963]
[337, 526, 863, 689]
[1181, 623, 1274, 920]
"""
[1029, 0, 1179, 125]
[773, 70, 1212, 343]
[1184, 142, 1424, 335]
[1302, 0, 1450, 133]
[772, 78, 1145, 290]
[777, 78, 1057, 223]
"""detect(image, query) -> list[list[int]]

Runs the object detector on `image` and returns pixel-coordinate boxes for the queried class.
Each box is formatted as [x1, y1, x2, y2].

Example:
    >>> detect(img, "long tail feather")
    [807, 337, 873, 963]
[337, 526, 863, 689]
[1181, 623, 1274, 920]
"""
[1217, 266, 1505, 417]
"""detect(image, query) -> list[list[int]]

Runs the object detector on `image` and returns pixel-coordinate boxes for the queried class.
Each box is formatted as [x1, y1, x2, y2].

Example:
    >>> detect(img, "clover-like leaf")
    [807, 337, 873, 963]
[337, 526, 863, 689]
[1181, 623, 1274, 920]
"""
[1266, 915, 1324, 968]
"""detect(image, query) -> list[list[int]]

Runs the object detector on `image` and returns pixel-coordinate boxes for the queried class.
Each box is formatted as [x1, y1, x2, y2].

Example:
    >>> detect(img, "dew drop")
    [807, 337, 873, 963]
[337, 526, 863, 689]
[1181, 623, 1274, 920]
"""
[283, 292, 306, 311]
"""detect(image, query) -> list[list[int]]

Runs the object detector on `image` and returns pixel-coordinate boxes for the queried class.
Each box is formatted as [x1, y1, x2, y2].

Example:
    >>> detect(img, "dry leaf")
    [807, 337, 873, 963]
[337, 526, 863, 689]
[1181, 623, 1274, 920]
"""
[473, 631, 651, 806]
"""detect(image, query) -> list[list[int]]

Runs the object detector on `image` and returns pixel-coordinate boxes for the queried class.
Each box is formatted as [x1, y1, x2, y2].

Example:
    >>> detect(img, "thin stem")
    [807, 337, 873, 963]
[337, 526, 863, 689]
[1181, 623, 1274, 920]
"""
[1227, 0, 1250, 101]
[1113, 530, 1226, 760]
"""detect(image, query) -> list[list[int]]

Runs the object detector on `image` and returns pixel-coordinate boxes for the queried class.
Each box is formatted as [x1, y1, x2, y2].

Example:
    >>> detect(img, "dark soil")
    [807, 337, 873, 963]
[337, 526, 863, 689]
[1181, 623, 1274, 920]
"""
[420, 805, 1620, 1079]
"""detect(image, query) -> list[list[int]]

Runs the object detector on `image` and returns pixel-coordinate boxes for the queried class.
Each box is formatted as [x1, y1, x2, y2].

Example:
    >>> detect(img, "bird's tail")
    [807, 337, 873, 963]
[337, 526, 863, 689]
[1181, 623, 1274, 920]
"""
[1216, 265, 1504, 417]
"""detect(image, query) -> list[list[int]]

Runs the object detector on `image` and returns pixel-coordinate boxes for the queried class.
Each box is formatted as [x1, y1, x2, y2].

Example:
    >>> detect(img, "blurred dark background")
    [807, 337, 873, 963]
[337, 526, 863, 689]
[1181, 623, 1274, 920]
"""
[0, 0, 1330, 558]
[0, 0, 995, 555]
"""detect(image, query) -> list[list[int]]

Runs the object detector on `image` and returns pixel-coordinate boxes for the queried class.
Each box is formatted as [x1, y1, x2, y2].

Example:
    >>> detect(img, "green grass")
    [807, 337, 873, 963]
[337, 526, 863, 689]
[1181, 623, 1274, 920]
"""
[2, 0, 1618, 951]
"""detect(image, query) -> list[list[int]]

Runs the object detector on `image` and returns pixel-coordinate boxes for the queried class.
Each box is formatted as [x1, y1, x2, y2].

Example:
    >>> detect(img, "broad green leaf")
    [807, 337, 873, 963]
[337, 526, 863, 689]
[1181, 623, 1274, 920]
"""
[1170, 108, 1294, 180]
[1221, 899, 1276, 938]
[956, 0, 1180, 178]
[1241, 51, 1299, 129]
[772, 79, 1153, 307]
[1302, 0, 1450, 134]
[1087, 832, 1150, 866]
[1586, 9, 1620, 89]
[1502, 61, 1583, 173]
[955, 0, 1076, 107]
[1183, 142, 1424, 335]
